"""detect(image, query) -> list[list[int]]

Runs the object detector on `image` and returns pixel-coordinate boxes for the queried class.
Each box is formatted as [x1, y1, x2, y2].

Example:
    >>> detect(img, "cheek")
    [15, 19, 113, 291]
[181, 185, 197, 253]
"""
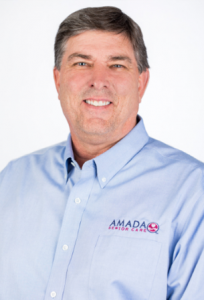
[61, 71, 86, 96]
[115, 77, 140, 113]
[69, 71, 87, 90]
[115, 74, 138, 96]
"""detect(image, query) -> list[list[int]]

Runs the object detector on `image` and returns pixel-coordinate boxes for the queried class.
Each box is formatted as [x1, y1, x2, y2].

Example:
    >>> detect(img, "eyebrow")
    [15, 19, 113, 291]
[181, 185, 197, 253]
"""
[67, 53, 133, 64]
[67, 53, 92, 61]
[108, 55, 132, 64]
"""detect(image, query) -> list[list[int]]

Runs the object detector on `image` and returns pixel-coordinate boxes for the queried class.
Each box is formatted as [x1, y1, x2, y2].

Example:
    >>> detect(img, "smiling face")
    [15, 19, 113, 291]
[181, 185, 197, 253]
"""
[54, 30, 149, 146]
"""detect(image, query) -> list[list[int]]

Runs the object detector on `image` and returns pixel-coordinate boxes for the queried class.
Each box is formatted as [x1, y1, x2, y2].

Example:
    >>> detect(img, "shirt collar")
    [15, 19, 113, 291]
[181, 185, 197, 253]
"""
[64, 116, 149, 187]
[94, 116, 149, 188]
[64, 134, 75, 180]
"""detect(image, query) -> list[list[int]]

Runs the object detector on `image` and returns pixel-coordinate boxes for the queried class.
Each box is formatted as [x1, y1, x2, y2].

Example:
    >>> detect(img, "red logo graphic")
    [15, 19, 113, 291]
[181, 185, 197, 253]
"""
[147, 222, 159, 233]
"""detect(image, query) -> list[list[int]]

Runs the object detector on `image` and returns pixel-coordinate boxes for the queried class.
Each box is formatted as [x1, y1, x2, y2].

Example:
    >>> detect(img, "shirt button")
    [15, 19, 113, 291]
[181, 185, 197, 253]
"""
[102, 177, 106, 182]
[50, 291, 56, 298]
[62, 244, 68, 251]
[75, 197, 81, 204]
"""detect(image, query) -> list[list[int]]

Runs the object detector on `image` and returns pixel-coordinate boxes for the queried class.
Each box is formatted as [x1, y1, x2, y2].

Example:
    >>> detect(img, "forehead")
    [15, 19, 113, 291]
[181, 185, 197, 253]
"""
[64, 30, 135, 58]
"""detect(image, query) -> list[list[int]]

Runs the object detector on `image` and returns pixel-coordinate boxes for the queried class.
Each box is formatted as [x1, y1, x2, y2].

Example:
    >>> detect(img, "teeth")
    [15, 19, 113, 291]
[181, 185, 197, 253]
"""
[85, 100, 111, 106]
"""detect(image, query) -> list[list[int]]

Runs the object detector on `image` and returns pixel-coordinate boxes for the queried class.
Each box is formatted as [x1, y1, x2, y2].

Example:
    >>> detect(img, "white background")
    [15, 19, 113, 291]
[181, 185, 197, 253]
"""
[0, 0, 204, 171]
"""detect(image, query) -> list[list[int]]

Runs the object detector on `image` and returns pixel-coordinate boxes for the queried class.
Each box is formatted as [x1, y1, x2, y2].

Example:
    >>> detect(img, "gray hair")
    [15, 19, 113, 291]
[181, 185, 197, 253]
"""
[54, 6, 150, 73]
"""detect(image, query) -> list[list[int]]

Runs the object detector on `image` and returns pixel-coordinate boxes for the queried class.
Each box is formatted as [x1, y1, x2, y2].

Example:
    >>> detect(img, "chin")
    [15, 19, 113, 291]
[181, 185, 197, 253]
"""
[79, 120, 114, 135]
[82, 127, 110, 136]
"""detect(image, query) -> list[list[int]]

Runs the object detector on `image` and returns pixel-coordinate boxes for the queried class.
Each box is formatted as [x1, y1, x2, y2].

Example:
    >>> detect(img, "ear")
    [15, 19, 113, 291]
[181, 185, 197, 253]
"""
[138, 69, 150, 103]
[53, 67, 61, 99]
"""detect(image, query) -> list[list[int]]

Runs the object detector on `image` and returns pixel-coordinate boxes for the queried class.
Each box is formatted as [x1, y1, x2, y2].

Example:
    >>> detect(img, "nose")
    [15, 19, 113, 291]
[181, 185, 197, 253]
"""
[88, 65, 110, 90]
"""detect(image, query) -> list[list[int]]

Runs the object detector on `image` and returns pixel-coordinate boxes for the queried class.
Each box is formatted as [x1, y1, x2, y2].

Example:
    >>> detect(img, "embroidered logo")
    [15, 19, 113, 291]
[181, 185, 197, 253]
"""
[108, 219, 159, 234]
[147, 222, 159, 233]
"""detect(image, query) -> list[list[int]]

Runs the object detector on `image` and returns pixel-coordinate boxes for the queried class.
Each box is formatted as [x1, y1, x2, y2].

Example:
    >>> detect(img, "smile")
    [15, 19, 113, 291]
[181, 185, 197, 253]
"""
[85, 100, 111, 106]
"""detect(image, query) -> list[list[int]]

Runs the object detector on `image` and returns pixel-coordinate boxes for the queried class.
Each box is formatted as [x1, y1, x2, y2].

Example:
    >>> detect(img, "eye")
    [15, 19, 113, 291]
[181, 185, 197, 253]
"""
[77, 62, 87, 66]
[112, 64, 124, 68]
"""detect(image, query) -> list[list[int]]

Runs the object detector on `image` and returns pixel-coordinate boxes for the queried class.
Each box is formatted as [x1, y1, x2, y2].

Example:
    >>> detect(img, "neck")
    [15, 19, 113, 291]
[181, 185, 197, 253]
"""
[70, 117, 138, 169]
[71, 137, 117, 169]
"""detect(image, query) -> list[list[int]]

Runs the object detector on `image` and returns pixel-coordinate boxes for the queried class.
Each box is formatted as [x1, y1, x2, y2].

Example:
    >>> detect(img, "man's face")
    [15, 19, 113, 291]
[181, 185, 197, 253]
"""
[54, 30, 149, 143]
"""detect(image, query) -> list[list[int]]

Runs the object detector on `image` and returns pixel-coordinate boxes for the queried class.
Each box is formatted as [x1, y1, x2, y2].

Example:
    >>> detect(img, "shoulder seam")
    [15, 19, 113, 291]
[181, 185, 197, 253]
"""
[8, 141, 67, 164]
[147, 139, 204, 168]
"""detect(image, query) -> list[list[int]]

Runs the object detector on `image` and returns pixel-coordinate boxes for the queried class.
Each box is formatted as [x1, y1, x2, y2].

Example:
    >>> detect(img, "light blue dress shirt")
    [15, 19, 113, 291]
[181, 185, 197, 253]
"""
[0, 117, 204, 300]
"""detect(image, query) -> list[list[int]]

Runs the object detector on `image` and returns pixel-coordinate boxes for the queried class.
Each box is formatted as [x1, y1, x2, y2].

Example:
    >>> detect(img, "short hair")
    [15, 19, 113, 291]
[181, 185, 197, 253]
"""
[54, 6, 150, 73]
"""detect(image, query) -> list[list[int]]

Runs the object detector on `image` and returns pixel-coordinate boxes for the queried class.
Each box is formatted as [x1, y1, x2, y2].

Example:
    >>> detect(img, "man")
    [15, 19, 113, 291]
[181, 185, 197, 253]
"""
[0, 6, 203, 300]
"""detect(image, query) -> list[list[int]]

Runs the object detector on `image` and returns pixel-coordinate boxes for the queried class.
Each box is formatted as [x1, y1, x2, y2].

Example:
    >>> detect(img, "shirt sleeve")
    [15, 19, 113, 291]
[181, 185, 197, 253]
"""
[167, 190, 204, 300]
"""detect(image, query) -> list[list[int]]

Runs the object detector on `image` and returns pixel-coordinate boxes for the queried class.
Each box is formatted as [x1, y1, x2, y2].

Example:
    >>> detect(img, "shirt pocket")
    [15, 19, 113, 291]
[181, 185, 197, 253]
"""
[88, 235, 161, 300]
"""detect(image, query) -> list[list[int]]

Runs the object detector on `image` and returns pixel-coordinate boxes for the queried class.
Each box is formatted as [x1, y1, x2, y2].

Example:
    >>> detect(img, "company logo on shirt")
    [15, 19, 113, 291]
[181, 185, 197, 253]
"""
[147, 222, 159, 233]
[109, 220, 159, 234]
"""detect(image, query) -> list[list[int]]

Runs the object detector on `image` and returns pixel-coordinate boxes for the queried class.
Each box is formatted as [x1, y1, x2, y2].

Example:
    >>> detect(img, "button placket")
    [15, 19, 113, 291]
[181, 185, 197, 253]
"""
[44, 162, 96, 300]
